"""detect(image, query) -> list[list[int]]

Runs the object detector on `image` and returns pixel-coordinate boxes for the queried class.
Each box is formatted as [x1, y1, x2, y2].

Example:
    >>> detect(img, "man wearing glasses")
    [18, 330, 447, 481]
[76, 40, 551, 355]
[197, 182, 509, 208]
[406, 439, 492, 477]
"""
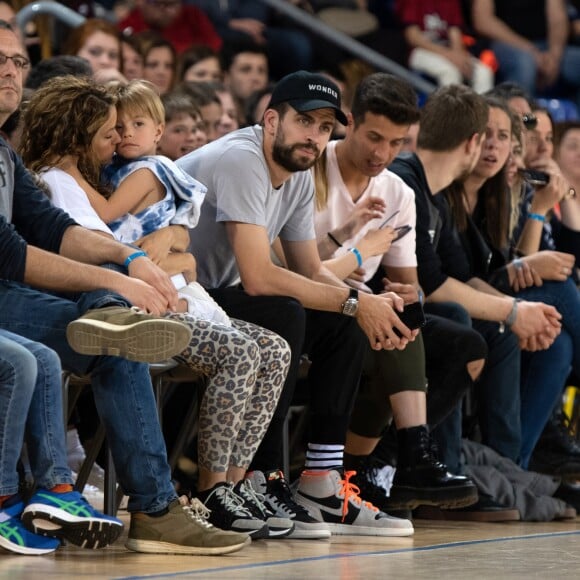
[119, 0, 222, 53]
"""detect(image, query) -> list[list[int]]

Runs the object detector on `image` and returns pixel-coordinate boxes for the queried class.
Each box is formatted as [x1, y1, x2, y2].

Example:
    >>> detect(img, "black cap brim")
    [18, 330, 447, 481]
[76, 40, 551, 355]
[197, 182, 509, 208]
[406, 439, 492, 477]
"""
[289, 98, 348, 126]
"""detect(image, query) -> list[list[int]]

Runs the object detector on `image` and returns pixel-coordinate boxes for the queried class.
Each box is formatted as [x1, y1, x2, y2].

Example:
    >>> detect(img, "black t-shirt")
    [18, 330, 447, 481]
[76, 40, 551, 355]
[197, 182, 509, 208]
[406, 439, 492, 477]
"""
[389, 153, 472, 296]
[495, 0, 547, 41]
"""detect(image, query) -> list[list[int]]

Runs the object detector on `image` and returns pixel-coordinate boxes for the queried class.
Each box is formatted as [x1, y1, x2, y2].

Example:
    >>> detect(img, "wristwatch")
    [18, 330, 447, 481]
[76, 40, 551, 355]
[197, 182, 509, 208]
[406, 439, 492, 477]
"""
[341, 288, 359, 317]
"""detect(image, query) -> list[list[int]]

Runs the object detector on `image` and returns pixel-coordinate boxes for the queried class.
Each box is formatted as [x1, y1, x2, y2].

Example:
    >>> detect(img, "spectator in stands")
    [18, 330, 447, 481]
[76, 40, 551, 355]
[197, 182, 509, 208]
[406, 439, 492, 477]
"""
[390, 84, 561, 463]
[62, 18, 127, 84]
[24, 55, 92, 89]
[0, 19, 248, 556]
[137, 32, 177, 94]
[177, 45, 222, 83]
[244, 83, 274, 126]
[211, 81, 240, 137]
[221, 40, 268, 125]
[158, 91, 207, 159]
[395, 0, 494, 93]
[119, 0, 222, 54]
[22, 76, 294, 539]
[188, 0, 313, 77]
[121, 35, 145, 81]
[442, 96, 579, 468]
[175, 81, 223, 141]
[312, 72, 483, 513]
[178, 70, 420, 538]
[472, 0, 580, 106]
[0, 329, 123, 555]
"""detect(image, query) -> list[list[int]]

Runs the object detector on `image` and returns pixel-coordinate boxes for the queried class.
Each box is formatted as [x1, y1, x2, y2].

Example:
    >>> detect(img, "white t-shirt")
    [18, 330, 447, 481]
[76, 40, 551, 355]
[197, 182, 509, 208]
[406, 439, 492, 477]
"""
[315, 141, 417, 290]
[42, 168, 113, 236]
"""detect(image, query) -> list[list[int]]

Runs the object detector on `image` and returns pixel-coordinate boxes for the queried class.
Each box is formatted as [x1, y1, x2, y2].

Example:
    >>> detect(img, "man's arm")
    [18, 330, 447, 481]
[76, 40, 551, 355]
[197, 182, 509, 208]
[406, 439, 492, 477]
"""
[227, 221, 415, 348]
[58, 225, 178, 311]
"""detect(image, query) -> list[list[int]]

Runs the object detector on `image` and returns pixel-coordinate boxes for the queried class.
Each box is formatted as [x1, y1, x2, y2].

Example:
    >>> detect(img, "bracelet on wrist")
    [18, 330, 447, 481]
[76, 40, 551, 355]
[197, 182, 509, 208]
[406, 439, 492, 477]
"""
[327, 232, 342, 247]
[512, 258, 523, 271]
[528, 212, 546, 223]
[124, 250, 147, 268]
[349, 247, 363, 268]
[499, 298, 520, 333]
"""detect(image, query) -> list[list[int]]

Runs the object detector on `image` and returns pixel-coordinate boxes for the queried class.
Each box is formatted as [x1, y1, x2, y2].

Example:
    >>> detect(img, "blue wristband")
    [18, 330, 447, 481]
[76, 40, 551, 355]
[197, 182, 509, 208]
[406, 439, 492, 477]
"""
[350, 247, 363, 268]
[528, 212, 546, 223]
[124, 250, 147, 268]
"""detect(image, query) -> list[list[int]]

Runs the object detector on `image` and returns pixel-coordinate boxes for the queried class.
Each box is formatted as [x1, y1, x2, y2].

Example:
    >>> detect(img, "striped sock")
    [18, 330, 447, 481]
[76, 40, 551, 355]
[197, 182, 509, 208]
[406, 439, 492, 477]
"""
[305, 443, 344, 471]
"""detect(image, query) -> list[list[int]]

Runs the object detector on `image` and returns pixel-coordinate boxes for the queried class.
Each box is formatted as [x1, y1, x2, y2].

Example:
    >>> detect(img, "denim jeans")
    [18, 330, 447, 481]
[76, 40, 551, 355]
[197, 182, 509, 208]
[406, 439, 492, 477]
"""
[492, 40, 580, 106]
[0, 329, 72, 495]
[0, 282, 176, 513]
[516, 278, 580, 467]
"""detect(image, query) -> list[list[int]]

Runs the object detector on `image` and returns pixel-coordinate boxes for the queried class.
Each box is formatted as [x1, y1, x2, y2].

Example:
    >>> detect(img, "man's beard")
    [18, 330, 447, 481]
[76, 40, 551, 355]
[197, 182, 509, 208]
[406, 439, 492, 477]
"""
[272, 127, 320, 172]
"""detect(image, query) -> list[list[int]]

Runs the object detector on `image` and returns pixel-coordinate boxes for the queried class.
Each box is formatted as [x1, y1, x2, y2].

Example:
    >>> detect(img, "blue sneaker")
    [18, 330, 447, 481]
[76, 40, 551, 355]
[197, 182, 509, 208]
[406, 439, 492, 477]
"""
[0, 496, 60, 555]
[21, 490, 123, 549]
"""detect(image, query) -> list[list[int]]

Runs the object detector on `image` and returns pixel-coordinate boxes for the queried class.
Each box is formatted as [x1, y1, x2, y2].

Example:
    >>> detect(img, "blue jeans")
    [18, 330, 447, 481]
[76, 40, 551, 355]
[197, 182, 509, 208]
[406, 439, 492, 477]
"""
[492, 40, 580, 105]
[0, 329, 71, 495]
[517, 278, 580, 467]
[0, 282, 176, 513]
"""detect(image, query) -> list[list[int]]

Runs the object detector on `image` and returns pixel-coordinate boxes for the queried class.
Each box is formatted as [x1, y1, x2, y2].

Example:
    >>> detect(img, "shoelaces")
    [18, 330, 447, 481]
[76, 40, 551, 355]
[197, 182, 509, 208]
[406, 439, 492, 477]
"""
[339, 471, 378, 523]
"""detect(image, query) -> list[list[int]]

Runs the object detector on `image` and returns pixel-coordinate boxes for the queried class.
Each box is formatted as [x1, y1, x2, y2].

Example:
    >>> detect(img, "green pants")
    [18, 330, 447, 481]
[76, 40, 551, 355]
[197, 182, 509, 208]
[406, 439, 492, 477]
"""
[349, 334, 427, 438]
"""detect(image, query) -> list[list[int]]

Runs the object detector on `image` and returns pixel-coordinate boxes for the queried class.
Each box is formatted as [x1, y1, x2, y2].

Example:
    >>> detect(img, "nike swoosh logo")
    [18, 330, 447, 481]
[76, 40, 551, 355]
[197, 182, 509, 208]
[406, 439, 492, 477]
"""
[297, 491, 342, 510]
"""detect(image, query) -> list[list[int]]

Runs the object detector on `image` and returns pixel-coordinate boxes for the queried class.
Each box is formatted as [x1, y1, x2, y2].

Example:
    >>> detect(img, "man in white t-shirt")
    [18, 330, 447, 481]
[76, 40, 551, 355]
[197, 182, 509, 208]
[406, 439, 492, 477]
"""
[178, 70, 419, 538]
[314, 72, 485, 514]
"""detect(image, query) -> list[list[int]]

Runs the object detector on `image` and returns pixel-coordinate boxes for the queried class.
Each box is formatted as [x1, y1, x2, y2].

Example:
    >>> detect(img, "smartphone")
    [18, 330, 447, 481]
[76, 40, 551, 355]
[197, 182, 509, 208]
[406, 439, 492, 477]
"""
[392, 225, 412, 242]
[518, 168, 550, 187]
[393, 301, 426, 337]
[379, 210, 400, 229]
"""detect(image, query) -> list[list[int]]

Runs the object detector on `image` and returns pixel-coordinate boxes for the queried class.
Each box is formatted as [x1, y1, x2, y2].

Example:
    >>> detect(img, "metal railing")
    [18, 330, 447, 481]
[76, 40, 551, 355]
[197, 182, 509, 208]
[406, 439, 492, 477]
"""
[15, 0, 436, 94]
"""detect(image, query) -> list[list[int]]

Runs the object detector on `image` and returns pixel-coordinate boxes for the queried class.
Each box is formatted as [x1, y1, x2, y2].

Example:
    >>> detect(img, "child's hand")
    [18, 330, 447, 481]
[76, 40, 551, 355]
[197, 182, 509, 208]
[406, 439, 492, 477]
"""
[135, 229, 173, 264]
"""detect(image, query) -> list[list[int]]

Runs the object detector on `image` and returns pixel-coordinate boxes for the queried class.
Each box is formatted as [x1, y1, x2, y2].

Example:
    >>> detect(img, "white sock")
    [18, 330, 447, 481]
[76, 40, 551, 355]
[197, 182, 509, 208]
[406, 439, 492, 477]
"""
[305, 443, 344, 471]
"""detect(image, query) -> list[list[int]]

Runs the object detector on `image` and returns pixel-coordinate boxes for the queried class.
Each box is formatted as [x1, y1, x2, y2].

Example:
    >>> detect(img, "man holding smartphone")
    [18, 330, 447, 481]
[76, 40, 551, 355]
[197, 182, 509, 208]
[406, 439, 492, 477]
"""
[314, 73, 486, 513]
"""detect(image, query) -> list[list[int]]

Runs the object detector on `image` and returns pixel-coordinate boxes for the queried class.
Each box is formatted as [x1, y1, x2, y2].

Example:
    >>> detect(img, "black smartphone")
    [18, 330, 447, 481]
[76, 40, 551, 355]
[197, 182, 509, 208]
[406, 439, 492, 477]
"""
[518, 168, 550, 187]
[393, 301, 426, 337]
[392, 224, 412, 242]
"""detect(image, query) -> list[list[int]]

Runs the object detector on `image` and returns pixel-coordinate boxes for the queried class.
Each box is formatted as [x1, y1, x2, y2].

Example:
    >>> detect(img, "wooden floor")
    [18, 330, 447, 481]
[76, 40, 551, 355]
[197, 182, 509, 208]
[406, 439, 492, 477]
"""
[3, 513, 579, 579]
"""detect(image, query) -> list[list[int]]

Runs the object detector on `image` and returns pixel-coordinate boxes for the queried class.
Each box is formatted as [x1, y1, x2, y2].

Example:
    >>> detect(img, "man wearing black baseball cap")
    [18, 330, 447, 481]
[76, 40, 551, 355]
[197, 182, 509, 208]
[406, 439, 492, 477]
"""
[177, 70, 417, 539]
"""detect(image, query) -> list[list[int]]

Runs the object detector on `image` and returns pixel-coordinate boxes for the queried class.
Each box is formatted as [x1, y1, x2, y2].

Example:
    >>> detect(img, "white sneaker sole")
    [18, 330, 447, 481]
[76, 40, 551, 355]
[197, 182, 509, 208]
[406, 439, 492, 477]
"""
[326, 522, 414, 537]
[125, 535, 250, 555]
[67, 318, 192, 363]
[0, 535, 58, 555]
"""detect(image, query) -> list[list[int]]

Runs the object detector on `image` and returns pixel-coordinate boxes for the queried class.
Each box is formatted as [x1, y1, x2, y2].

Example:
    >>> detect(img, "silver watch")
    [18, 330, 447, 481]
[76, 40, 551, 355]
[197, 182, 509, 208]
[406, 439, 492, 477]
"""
[341, 289, 359, 317]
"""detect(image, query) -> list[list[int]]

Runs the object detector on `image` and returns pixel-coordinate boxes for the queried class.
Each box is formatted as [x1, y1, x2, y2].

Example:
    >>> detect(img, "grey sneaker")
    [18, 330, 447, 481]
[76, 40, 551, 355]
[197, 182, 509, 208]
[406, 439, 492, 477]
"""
[295, 469, 414, 537]
[125, 497, 250, 555]
[67, 306, 192, 363]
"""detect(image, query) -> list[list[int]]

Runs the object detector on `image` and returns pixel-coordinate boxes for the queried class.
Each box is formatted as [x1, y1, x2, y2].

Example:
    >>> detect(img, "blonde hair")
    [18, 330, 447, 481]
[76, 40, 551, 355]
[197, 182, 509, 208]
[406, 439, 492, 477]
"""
[110, 79, 165, 125]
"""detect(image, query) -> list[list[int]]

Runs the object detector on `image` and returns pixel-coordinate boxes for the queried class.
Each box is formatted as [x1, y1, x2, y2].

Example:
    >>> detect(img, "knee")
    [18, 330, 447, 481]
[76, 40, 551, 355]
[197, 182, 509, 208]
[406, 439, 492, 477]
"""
[0, 343, 38, 390]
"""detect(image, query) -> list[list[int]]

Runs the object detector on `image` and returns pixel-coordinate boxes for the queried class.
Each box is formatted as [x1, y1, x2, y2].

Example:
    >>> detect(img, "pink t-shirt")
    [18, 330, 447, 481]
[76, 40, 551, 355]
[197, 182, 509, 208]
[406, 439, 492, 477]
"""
[314, 141, 417, 291]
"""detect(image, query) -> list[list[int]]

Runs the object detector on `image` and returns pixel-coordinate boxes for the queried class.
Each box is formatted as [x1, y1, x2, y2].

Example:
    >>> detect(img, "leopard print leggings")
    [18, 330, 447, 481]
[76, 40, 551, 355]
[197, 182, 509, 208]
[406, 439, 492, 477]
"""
[167, 313, 290, 471]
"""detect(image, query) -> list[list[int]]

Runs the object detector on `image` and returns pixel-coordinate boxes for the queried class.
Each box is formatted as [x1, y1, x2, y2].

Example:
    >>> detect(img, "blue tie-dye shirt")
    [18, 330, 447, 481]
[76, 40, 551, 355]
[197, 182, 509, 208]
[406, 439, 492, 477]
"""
[102, 154, 206, 243]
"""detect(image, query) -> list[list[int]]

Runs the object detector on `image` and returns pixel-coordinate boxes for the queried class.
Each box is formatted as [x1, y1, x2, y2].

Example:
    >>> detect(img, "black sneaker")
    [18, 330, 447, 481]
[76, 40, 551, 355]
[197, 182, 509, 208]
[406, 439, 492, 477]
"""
[349, 460, 397, 514]
[198, 482, 268, 539]
[245, 470, 330, 539]
[233, 480, 294, 538]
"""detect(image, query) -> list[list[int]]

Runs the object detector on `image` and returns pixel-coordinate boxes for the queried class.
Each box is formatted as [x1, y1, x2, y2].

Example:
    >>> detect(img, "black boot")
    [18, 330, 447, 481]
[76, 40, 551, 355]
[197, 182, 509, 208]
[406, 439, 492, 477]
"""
[385, 425, 478, 510]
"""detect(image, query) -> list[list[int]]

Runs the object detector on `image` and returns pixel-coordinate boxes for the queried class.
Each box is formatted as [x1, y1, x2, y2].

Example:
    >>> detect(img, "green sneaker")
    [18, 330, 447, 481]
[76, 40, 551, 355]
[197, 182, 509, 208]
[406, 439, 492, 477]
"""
[125, 496, 250, 555]
[66, 306, 192, 363]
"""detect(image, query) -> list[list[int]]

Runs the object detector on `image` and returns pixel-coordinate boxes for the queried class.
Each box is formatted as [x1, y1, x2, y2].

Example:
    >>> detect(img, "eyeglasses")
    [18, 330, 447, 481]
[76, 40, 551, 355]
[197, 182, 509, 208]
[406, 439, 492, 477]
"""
[522, 113, 537, 130]
[0, 53, 30, 70]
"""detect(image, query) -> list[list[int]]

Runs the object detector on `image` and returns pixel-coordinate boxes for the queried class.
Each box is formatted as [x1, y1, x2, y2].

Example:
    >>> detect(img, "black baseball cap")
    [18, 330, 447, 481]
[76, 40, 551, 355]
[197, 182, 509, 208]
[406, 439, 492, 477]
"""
[267, 70, 348, 126]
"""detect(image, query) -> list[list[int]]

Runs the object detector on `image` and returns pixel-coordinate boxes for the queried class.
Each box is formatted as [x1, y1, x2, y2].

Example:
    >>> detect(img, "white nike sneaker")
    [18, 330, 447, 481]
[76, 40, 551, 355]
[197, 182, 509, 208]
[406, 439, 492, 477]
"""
[178, 282, 232, 327]
[295, 469, 414, 537]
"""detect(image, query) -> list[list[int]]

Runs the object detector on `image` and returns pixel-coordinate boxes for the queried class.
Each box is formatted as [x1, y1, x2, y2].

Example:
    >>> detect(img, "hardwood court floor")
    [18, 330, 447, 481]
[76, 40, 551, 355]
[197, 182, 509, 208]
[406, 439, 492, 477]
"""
[2, 514, 579, 579]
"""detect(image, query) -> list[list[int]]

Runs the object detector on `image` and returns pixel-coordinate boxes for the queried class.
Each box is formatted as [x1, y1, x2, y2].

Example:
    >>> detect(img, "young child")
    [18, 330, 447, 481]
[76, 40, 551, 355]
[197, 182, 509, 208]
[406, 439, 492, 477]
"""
[158, 92, 207, 161]
[88, 80, 229, 326]
[0, 328, 123, 555]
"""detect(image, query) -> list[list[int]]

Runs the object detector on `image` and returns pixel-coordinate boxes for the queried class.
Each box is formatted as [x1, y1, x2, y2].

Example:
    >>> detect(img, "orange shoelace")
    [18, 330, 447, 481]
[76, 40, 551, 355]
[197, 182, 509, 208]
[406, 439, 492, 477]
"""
[339, 470, 378, 522]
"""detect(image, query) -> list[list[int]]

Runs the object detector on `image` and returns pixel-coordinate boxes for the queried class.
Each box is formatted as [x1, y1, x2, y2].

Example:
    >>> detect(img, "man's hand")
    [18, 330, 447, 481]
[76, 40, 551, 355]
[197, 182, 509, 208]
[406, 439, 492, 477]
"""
[127, 257, 179, 312]
[356, 291, 418, 350]
[229, 18, 266, 44]
[510, 300, 561, 346]
[381, 278, 419, 304]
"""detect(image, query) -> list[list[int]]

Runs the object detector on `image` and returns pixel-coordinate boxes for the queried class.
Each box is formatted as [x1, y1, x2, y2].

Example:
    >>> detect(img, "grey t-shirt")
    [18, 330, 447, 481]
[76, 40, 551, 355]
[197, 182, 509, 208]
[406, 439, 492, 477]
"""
[177, 125, 316, 289]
